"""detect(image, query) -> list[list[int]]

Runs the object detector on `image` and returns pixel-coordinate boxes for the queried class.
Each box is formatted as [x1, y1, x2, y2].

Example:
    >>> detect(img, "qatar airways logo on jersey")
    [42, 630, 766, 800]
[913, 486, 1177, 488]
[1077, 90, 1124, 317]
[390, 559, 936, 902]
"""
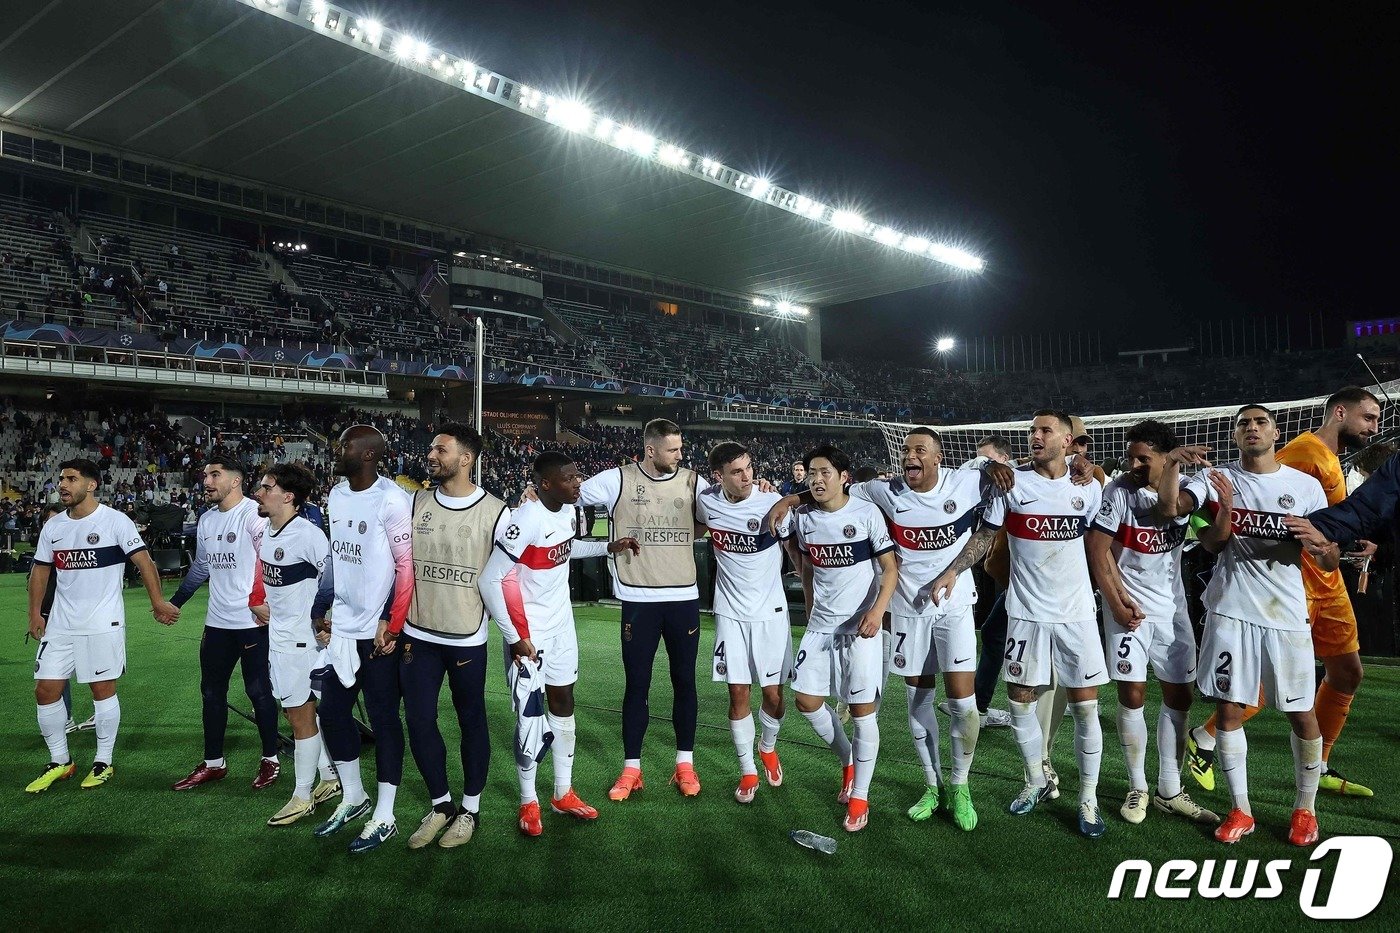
[710, 529, 775, 553]
[1007, 513, 1086, 541]
[1117, 523, 1187, 554]
[53, 549, 101, 570]
[525, 540, 573, 567]
[806, 542, 872, 567]
[332, 539, 363, 564]
[209, 552, 239, 570]
[890, 521, 962, 551]
[262, 564, 284, 586]
[1230, 508, 1292, 541]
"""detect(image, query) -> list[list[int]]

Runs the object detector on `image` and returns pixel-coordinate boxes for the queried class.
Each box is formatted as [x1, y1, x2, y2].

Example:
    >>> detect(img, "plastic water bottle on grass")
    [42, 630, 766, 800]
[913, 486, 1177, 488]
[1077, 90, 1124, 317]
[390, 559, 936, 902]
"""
[790, 830, 837, 855]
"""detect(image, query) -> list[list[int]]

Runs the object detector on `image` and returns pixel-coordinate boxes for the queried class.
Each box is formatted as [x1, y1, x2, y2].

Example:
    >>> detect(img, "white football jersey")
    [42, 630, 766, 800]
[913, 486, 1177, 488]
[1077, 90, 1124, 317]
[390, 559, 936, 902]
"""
[983, 465, 1102, 623]
[491, 498, 605, 642]
[851, 469, 986, 616]
[180, 497, 267, 629]
[1202, 463, 1327, 631]
[34, 504, 147, 636]
[1093, 474, 1209, 621]
[792, 497, 895, 634]
[259, 515, 331, 653]
[327, 476, 413, 640]
[695, 485, 791, 622]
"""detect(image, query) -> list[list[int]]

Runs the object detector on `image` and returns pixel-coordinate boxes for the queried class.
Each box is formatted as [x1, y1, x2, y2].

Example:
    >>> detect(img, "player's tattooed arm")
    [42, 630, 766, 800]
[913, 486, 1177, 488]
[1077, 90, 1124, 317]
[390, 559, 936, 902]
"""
[927, 525, 996, 605]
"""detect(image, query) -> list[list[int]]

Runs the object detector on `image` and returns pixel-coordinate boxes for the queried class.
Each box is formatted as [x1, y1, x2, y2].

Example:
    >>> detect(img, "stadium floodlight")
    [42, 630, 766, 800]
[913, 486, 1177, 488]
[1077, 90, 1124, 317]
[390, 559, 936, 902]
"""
[793, 306, 810, 315]
[546, 98, 593, 133]
[657, 144, 688, 167]
[831, 210, 866, 233]
[242, 1, 987, 274]
[936, 336, 956, 353]
[927, 243, 985, 272]
[775, 300, 793, 313]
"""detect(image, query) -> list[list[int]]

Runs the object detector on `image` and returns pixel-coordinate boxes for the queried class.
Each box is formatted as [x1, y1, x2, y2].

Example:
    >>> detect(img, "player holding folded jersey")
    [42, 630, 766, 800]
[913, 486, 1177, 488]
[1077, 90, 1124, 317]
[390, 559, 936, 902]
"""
[170, 459, 282, 793]
[480, 451, 639, 836]
[26, 459, 178, 793]
[1195, 405, 1333, 847]
[313, 426, 414, 853]
[790, 445, 898, 833]
[696, 442, 793, 804]
[254, 464, 335, 827]
[1086, 421, 1219, 827]
[932, 410, 1106, 837]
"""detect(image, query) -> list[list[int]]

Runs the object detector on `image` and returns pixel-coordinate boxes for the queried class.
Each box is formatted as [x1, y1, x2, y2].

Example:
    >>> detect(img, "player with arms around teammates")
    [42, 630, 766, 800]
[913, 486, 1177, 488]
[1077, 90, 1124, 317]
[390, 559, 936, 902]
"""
[789, 444, 899, 832]
[1196, 405, 1334, 847]
[480, 450, 640, 836]
[1086, 421, 1219, 827]
[253, 463, 336, 827]
[169, 459, 283, 794]
[933, 410, 1107, 837]
[696, 442, 794, 805]
[26, 459, 179, 793]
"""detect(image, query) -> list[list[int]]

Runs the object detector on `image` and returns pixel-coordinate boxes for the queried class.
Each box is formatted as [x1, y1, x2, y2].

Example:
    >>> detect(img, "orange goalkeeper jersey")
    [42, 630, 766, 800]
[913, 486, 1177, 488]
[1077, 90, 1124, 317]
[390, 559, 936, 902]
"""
[1276, 430, 1347, 602]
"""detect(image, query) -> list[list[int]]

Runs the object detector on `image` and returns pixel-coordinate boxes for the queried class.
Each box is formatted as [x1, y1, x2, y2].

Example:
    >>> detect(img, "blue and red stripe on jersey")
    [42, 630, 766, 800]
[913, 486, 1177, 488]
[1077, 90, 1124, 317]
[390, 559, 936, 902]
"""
[1004, 513, 1087, 541]
[886, 510, 979, 551]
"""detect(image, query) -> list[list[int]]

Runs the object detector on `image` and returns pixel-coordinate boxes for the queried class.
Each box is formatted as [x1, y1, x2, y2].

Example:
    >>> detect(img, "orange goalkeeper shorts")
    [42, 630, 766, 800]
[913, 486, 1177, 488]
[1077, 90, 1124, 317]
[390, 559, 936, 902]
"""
[1308, 595, 1360, 658]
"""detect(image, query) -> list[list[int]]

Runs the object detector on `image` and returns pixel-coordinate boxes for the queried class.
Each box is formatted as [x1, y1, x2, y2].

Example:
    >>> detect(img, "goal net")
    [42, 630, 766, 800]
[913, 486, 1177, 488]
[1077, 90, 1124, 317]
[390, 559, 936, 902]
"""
[874, 380, 1400, 473]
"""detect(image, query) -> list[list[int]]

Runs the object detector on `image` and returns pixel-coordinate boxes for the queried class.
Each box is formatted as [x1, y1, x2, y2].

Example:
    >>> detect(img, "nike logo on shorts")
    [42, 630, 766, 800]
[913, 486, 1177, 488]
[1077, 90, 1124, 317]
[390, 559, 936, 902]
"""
[765, 671, 780, 678]
[687, 628, 699, 635]
[244, 644, 257, 649]
[456, 659, 472, 667]
[1286, 695, 1303, 703]
[1085, 671, 1102, 680]
[850, 689, 867, 696]
[94, 669, 109, 676]
[954, 657, 971, 664]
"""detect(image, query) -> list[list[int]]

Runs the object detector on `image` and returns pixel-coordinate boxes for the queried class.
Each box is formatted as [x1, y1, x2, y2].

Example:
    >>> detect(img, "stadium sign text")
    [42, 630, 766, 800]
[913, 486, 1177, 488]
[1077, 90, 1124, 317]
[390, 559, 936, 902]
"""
[1107, 836, 1391, 920]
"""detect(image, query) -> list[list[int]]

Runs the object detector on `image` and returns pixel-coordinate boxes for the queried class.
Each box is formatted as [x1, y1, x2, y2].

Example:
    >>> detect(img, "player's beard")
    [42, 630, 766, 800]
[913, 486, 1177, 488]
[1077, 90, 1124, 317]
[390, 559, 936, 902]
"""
[430, 461, 457, 483]
[1338, 427, 1370, 451]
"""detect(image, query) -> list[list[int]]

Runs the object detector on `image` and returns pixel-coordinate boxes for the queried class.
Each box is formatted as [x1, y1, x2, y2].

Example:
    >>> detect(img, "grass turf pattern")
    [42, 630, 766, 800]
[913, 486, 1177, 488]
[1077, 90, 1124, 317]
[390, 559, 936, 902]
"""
[0, 575, 1395, 929]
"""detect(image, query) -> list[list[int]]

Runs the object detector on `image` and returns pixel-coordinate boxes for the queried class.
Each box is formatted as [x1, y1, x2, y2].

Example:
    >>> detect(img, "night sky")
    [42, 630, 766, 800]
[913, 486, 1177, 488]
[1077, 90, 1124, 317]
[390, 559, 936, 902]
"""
[370, 0, 1386, 364]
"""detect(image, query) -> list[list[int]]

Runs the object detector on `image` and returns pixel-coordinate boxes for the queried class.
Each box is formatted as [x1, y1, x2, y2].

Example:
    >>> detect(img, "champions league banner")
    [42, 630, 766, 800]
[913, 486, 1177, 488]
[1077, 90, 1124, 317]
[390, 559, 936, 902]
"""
[1, 319, 624, 391]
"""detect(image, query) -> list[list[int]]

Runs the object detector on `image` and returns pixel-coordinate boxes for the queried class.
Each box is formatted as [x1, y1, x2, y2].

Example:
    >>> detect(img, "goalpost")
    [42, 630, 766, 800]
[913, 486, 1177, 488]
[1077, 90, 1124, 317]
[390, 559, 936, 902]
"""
[872, 380, 1400, 472]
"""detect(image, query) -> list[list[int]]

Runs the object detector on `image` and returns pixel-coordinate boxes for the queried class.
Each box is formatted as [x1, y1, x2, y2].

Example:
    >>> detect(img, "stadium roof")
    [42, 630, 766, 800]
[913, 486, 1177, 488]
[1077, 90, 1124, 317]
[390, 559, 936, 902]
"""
[0, 0, 984, 308]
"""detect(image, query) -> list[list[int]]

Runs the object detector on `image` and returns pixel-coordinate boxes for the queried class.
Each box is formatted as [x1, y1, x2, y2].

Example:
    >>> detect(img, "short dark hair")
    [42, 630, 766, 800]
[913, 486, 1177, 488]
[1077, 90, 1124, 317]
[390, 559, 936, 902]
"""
[1235, 404, 1276, 423]
[1124, 419, 1179, 454]
[265, 463, 317, 508]
[436, 422, 483, 459]
[853, 464, 879, 483]
[977, 435, 1011, 457]
[1032, 409, 1074, 433]
[204, 458, 246, 479]
[643, 418, 681, 445]
[792, 459, 805, 469]
[532, 450, 574, 479]
[59, 458, 100, 483]
[905, 427, 941, 447]
[1354, 441, 1396, 476]
[803, 444, 851, 475]
[1325, 386, 1381, 412]
[709, 442, 750, 473]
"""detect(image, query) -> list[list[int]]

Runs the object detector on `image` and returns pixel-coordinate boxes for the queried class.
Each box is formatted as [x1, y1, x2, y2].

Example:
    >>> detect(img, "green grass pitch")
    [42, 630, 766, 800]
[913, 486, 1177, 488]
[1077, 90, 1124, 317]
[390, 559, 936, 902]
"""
[0, 574, 1395, 929]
